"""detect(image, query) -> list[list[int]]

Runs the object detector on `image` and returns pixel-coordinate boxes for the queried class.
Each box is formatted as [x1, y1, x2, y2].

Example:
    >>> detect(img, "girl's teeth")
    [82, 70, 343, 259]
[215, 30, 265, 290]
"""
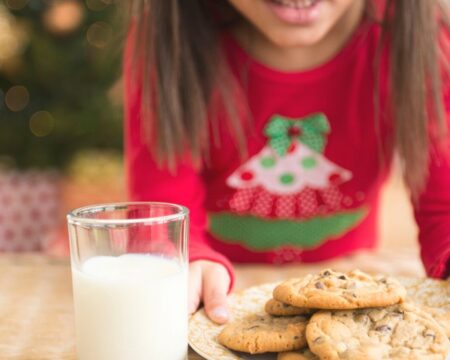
[272, 0, 317, 9]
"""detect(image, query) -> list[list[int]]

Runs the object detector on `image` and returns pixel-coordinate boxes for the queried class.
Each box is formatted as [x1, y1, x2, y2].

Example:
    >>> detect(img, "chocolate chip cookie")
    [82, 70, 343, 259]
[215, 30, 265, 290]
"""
[273, 269, 406, 309]
[306, 303, 449, 359]
[423, 307, 450, 338]
[218, 313, 308, 354]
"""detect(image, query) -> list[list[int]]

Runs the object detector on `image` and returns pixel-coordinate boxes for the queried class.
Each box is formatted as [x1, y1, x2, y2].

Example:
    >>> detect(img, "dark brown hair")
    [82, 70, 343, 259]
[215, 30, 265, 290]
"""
[127, 0, 449, 198]
[381, 0, 449, 197]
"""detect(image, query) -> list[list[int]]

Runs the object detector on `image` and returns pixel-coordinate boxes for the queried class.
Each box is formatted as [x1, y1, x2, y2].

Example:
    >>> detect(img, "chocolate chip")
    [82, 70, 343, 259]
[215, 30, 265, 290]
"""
[375, 325, 392, 332]
[338, 275, 347, 280]
[314, 336, 325, 344]
[379, 278, 387, 284]
[390, 312, 404, 318]
[322, 270, 331, 276]
[294, 336, 299, 340]
[315, 282, 325, 289]
[282, 303, 290, 308]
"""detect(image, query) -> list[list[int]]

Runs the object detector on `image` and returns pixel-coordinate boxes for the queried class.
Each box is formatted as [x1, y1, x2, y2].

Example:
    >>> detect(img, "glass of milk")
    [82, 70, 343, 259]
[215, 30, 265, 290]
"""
[67, 202, 188, 360]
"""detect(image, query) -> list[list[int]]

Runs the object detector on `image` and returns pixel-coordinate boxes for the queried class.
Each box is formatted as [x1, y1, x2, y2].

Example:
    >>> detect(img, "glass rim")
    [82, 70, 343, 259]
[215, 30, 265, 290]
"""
[67, 201, 189, 227]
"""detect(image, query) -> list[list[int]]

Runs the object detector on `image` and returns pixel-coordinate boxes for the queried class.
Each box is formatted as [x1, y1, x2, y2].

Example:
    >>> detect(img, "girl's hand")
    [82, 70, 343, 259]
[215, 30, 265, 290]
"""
[189, 260, 231, 324]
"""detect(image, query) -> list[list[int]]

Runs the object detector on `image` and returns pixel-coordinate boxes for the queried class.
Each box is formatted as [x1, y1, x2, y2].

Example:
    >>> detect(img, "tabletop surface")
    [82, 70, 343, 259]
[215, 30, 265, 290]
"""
[0, 250, 425, 360]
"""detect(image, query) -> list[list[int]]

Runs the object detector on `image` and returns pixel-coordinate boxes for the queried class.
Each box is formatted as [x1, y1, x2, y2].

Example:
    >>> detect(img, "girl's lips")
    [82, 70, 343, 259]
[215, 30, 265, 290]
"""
[266, 0, 322, 25]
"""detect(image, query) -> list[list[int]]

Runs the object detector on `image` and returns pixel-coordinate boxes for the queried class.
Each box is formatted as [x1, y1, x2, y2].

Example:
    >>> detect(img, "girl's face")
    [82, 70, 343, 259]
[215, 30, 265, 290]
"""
[228, 0, 364, 47]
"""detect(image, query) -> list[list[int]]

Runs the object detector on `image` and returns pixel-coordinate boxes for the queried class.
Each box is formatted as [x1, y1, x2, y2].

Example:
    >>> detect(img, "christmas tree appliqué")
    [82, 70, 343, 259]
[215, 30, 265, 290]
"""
[210, 113, 367, 251]
[228, 113, 352, 218]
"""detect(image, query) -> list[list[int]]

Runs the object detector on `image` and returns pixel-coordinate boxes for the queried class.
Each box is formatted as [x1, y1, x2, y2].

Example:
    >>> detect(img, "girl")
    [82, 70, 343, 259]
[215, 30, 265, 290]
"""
[124, 0, 450, 324]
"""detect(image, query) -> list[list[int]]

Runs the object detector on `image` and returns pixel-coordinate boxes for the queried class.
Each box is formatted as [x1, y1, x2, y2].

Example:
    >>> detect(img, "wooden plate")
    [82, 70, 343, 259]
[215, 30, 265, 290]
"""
[188, 277, 450, 360]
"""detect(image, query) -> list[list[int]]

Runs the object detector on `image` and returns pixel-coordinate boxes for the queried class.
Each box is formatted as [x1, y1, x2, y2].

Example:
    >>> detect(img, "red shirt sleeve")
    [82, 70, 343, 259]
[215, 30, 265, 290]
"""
[415, 151, 450, 279]
[414, 74, 450, 279]
[123, 28, 234, 289]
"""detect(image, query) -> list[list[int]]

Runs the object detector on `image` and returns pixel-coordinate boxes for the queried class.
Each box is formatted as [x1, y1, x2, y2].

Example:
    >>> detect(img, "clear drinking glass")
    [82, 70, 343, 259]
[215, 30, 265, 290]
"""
[67, 202, 189, 360]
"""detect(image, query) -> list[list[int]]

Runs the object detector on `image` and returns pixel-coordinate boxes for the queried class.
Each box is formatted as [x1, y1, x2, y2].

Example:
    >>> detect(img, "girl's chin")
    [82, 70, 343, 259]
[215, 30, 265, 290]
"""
[267, 27, 327, 48]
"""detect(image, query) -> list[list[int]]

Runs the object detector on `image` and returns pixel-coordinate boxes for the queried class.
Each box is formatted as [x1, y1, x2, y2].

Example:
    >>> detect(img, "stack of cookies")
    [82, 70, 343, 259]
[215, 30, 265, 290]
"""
[218, 269, 450, 359]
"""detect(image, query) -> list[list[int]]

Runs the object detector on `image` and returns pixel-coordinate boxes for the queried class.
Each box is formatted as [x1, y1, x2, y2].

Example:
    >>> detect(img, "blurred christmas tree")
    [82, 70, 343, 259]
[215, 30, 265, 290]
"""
[0, 0, 123, 170]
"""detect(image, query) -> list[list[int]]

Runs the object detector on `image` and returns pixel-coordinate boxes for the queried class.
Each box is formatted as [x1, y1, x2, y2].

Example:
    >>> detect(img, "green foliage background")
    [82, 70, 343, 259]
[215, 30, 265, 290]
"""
[0, 0, 123, 170]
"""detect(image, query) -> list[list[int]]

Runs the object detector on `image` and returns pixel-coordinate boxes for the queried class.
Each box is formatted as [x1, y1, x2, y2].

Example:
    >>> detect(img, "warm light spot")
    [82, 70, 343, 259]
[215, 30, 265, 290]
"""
[5, 85, 29, 112]
[43, 0, 84, 35]
[0, 4, 28, 64]
[29, 111, 54, 137]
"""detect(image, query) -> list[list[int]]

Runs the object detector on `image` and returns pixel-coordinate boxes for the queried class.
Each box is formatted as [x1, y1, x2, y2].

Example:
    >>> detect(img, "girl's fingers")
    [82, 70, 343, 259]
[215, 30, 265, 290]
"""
[202, 263, 231, 324]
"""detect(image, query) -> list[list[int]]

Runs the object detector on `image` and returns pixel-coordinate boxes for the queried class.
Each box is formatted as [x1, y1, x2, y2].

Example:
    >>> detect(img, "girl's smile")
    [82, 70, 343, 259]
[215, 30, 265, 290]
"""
[228, 0, 365, 50]
[228, 0, 365, 71]
[266, 0, 323, 25]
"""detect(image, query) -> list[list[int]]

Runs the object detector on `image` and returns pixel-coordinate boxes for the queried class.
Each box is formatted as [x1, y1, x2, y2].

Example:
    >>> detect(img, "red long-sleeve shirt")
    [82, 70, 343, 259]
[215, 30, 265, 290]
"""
[124, 19, 450, 284]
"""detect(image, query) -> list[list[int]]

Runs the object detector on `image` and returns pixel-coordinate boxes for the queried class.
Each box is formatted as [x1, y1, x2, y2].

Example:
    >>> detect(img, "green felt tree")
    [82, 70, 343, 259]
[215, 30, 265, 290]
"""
[0, 0, 123, 171]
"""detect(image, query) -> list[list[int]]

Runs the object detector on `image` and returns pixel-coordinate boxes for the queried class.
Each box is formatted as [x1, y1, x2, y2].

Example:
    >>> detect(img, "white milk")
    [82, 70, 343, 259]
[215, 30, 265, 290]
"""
[71, 254, 187, 360]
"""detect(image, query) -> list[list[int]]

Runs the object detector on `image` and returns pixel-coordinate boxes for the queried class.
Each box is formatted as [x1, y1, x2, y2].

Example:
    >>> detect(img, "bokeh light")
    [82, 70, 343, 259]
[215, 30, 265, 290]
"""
[42, 0, 84, 35]
[5, 85, 29, 112]
[29, 111, 54, 137]
[86, 21, 112, 48]
[0, 5, 27, 65]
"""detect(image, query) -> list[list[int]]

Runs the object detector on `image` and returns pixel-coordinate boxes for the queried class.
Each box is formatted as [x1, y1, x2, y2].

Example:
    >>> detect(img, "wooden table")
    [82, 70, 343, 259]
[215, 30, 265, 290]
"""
[0, 250, 425, 360]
